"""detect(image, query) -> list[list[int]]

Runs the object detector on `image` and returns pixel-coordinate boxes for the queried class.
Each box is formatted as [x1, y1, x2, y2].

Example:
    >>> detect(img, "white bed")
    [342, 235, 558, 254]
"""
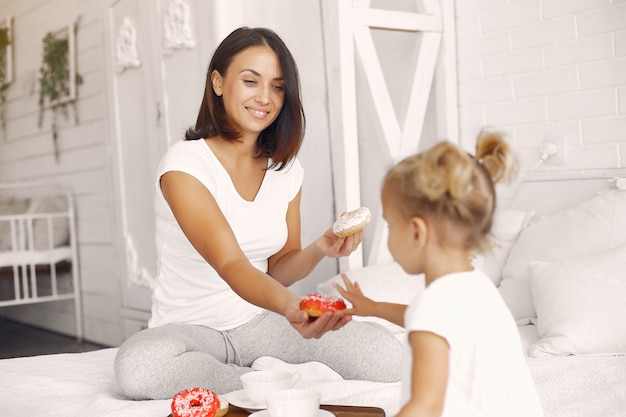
[0, 345, 624, 417]
[1, 175, 625, 417]
[0, 182, 82, 340]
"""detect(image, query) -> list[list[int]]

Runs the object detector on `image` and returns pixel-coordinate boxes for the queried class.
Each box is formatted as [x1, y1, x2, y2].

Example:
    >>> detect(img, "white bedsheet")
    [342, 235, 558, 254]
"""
[0, 348, 400, 417]
[529, 354, 626, 417]
[0, 347, 625, 417]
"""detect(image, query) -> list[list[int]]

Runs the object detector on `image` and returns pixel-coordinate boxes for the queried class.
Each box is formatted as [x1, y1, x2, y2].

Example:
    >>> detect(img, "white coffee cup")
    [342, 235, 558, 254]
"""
[240, 370, 300, 406]
[266, 389, 321, 417]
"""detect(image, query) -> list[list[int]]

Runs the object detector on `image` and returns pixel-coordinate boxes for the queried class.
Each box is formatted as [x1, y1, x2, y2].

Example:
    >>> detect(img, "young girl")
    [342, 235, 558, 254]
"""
[336, 132, 543, 417]
[114, 26, 401, 401]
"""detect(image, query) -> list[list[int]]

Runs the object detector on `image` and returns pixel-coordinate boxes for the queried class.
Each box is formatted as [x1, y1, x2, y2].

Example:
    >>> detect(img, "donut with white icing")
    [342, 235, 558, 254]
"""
[333, 207, 372, 237]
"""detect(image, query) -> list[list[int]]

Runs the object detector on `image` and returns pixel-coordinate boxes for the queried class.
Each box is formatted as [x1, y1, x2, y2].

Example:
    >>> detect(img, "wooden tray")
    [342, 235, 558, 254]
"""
[169, 404, 386, 417]
[224, 404, 385, 416]
[321, 405, 386, 417]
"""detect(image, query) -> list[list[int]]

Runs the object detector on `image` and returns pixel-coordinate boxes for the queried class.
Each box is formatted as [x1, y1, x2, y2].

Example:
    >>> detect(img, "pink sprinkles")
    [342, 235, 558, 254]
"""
[171, 387, 218, 417]
[301, 294, 346, 314]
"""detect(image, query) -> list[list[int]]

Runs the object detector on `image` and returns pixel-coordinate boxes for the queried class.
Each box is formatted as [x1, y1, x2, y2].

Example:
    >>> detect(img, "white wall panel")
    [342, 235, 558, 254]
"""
[0, 0, 120, 346]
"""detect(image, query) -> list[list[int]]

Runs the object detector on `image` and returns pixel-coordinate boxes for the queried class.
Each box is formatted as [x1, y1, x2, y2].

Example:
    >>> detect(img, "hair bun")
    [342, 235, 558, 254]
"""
[425, 142, 475, 199]
[475, 130, 518, 184]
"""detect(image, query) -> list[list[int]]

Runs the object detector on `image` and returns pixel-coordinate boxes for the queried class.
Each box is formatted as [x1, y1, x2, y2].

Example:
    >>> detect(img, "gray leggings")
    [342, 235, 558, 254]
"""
[114, 310, 402, 400]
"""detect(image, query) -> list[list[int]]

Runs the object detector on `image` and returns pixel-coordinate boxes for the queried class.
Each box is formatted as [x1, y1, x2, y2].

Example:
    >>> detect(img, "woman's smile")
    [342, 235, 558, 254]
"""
[246, 106, 270, 119]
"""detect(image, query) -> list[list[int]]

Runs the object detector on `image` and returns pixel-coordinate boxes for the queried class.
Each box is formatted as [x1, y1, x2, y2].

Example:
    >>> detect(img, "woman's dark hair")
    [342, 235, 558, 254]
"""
[185, 27, 305, 170]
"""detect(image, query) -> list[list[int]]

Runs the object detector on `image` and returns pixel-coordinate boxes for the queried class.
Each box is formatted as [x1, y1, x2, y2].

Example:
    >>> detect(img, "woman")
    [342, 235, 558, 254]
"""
[114, 26, 401, 400]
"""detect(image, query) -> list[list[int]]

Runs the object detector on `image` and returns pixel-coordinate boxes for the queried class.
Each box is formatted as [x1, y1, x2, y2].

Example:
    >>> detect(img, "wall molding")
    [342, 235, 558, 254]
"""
[115, 17, 141, 72]
[163, 0, 195, 54]
[124, 234, 156, 289]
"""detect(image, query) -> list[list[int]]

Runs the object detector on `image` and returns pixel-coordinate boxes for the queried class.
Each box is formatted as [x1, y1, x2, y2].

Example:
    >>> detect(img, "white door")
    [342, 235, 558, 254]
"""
[107, 0, 166, 318]
[322, 0, 458, 269]
[105, 0, 229, 337]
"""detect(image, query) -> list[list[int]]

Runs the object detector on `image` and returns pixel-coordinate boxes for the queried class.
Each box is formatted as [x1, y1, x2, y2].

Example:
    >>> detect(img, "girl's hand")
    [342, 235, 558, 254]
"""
[285, 299, 352, 339]
[333, 273, 377, 317]
[315, 228, 363, 258]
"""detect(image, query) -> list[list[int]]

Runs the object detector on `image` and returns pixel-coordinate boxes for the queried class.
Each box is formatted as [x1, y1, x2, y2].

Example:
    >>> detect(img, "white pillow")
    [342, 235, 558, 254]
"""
[317, 262, 424, 334]
[500, 189, 626, 322]
[471, 209, 535, 286]
[498, 279, 535, 326]
[518, 324, 540, 357]
[528, 244, 626, 357]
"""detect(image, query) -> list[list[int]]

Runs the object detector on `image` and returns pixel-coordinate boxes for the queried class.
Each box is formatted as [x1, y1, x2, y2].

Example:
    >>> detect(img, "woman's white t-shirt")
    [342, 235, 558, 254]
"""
[402, 270, 543, 417]
[149, 139, 304, 330]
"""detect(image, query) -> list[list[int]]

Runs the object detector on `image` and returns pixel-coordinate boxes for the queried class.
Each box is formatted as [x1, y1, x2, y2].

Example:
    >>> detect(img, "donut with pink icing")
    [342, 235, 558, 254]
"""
[300, 293, 347, 317]
[171, 387, 224, 417]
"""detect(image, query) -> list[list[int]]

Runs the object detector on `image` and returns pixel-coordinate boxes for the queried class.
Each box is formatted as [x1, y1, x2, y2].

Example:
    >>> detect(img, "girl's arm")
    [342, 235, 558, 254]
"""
[334, 273, 407, 327]
[267, 189, 364, 286]
[396, 331, 449, 417]
[160, 171, 350, 338]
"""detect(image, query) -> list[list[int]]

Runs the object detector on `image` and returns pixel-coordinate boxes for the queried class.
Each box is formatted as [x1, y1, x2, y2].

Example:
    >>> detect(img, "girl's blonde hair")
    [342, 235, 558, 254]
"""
[383, 130, 518, 252]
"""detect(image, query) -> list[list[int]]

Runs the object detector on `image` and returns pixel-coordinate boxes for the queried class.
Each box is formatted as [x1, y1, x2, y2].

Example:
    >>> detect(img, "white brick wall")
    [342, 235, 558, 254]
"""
[578, 4, 626, 35]
[511, 18, 576, 50]
[544, 34, 613, 68]
[580, 57, 626, 89]
[513, 66, 578, 97]
[458, 32, 510, 61]
[456, 0, 626, 174]
[456, 0, 509, 16]
[548, 89, 615, 120]
[483, 49, 544, 78]
[616, 30, 626, 57]
[542, 0, 612, 18]
[619, 87, 626, 112]
[480, 1, 540, 33]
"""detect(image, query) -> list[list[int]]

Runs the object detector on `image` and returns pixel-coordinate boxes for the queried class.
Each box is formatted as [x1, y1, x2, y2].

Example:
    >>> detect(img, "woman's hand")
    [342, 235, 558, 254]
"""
[315, 228, 363, 258]
[334, 273, 378, 317]
[285, 299, 352, 339]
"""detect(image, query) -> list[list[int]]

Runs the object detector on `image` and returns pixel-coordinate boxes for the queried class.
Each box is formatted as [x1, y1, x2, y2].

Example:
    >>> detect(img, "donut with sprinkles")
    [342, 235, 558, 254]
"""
[171, 387, 220, 417]
[300, 293, 347, 317]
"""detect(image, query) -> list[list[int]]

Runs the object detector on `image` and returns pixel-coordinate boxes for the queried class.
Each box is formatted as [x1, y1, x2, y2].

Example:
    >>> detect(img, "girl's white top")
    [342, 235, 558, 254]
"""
[150, 139, 303, 330]
[402, 270, 543, 417]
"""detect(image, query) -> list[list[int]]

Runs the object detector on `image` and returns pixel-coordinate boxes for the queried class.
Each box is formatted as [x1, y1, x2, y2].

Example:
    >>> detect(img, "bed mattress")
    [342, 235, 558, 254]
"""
[0, 347, 625, 417]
